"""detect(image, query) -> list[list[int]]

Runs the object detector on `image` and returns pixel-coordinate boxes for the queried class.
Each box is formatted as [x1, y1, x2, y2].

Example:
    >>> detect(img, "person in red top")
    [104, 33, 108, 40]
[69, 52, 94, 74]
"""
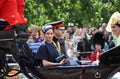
[0, 0, 27, 31]
[90, 31, 105, 65]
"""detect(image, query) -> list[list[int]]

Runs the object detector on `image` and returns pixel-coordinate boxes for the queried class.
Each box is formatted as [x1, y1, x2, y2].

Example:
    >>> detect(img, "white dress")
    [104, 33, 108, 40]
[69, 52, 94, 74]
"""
[66, 48, 78, 60]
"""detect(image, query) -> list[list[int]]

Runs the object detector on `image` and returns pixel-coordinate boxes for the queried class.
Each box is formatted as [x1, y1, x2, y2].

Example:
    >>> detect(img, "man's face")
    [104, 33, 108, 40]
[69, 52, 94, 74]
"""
[54, 28, 65, 37]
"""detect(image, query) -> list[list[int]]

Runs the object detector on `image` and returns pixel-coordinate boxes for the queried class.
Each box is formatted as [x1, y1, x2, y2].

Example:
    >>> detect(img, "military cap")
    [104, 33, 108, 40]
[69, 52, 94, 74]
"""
[93, 31, 105, 49]
[106, 12, 120, 32]
[47, 21, 65, 29]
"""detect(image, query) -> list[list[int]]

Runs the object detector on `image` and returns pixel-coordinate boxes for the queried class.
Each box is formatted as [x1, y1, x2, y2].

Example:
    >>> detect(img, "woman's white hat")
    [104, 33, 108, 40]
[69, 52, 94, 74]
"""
[106, 12, 120, 32]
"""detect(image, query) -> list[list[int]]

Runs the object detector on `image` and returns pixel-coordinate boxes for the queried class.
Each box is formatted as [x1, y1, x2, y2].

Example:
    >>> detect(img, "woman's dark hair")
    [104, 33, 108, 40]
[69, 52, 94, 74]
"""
[115, 22, 120, 27]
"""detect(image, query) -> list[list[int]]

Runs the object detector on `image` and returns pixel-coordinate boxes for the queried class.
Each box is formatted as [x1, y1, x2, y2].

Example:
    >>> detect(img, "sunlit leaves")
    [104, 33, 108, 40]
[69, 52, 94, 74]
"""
[24, 0, 120, 29]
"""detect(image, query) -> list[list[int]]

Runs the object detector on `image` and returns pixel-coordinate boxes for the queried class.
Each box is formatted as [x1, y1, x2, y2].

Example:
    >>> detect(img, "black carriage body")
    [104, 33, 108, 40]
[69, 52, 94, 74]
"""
[33, 65, 117, 79]
[0, 30, 17, 66]
[0, 30, 120, 79]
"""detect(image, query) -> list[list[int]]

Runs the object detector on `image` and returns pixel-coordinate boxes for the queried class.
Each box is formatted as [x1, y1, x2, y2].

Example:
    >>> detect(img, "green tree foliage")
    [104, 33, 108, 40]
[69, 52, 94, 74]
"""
[24, 0, 120, 29]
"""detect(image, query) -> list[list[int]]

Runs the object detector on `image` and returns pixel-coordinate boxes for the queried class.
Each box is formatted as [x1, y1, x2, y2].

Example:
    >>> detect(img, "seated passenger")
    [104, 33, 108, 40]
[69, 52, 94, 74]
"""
[90, 31, 105, 65]
[34, 24, 66, 67]
[66, 42, 78, 60]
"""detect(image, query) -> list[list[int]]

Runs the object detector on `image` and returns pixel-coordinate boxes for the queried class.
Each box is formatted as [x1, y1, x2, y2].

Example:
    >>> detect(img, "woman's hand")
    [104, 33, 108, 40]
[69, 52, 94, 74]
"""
[59, 58, 66, 65]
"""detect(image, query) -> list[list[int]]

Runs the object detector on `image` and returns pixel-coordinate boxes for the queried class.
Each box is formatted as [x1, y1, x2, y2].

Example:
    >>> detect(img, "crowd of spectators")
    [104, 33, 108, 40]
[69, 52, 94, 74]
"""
[26, 22, 114, 65]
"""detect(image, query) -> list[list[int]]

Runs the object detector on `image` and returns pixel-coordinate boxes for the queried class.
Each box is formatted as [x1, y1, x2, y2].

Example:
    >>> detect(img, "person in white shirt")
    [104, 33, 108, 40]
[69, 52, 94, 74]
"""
[66, 42, 78, 60]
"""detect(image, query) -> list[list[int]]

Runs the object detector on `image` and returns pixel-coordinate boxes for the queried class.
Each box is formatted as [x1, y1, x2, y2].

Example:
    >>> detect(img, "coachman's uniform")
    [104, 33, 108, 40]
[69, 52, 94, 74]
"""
[0, 0, 27, 31]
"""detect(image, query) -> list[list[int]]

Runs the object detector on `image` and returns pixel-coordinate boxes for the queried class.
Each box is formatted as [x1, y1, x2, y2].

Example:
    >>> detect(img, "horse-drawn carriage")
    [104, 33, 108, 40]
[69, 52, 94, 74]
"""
[0, 29, 120, 79]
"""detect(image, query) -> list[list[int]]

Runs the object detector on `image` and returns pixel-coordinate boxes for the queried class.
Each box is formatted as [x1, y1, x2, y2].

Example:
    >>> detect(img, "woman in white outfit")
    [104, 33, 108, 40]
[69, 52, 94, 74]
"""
[106, 12, 120, 79]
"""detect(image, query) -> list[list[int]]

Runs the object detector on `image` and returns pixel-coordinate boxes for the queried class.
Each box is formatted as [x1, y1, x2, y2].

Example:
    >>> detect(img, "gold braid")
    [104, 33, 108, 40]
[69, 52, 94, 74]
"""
[52, 41, 61, 55]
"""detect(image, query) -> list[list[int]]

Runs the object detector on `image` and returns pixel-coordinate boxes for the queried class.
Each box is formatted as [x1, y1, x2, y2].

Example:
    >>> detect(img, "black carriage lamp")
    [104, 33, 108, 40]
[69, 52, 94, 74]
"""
[100, 45, 120, 66]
